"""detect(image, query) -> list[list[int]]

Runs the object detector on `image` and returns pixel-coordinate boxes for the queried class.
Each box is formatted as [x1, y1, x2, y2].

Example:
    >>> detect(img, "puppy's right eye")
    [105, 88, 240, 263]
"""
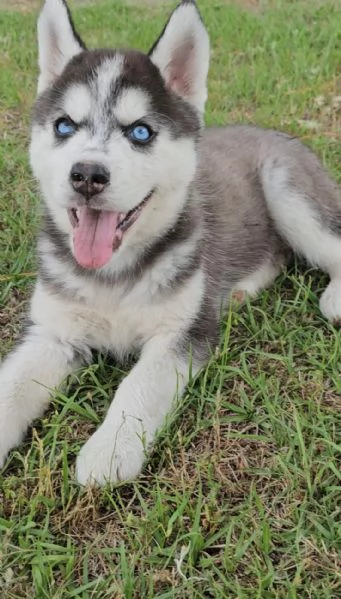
[54, 117, 77, 138]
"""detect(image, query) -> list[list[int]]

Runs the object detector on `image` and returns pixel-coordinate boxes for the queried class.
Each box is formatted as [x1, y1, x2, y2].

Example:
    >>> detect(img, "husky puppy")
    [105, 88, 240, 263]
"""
[0, 0, 340, 485]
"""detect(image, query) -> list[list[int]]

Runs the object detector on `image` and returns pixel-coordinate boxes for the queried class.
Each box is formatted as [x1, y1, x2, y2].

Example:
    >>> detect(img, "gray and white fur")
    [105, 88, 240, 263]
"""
[0, 0, 340, 485]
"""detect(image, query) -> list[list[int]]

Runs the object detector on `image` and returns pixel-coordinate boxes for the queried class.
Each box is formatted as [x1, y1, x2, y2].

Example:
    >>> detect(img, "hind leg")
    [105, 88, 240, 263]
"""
[263, 164, 341, 324]
[232, 254, 287, 303]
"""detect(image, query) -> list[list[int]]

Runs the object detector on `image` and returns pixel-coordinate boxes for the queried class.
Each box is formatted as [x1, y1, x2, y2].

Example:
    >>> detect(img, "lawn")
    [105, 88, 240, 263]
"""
[0, 1, 340, 597]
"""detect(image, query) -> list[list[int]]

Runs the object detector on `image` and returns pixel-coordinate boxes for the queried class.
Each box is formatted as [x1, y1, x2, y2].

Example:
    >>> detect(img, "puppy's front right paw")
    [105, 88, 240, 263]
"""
[0, 405, 26, 469]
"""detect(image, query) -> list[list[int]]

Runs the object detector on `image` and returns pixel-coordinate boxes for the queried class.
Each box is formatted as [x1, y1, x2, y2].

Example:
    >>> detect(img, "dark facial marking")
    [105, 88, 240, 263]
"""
[119, 50, 201, 140]
[32, 49, 201, 142]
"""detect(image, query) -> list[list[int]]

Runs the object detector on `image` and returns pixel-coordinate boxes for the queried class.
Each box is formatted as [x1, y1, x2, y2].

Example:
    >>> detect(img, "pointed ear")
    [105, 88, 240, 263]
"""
[37, 0, 86, 94]
[149, 0, 210, 114]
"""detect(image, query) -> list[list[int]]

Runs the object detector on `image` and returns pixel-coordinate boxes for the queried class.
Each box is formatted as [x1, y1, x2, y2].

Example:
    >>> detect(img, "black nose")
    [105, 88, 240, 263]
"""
[70, 162, 110, 199]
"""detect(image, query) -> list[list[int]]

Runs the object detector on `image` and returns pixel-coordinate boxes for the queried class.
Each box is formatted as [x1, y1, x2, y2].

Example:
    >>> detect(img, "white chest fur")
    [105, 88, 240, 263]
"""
[30, 262, 204, 355]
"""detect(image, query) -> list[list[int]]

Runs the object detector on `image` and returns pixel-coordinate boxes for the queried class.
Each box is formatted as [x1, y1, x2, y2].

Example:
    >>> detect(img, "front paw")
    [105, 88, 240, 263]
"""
[75, 418, 148, 486]
[0, 409, 25, 469]
[320, 279, 341, 325]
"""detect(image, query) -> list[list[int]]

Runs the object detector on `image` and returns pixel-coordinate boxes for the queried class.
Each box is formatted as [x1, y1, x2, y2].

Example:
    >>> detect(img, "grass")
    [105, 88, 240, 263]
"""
[0, 0, 341, 597]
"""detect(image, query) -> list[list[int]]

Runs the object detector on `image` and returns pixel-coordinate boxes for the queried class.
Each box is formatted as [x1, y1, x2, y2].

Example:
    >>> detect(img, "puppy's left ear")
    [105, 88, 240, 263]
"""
[37, 0, 86, 94]
[149, 0, 210, 114]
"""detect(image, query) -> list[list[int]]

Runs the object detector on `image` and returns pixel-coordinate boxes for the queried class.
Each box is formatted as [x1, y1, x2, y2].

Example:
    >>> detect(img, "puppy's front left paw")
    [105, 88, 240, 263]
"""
[319, 279, 341, 325]
[75, 420, 147, 486]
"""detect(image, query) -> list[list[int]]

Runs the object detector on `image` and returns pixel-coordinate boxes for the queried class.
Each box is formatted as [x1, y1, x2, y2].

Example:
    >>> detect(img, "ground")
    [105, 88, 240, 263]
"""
[0, 1, 340, 598]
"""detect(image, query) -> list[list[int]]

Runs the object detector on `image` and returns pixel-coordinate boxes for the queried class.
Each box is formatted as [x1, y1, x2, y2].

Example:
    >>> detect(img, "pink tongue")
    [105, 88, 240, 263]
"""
[73, 206, 122, 269]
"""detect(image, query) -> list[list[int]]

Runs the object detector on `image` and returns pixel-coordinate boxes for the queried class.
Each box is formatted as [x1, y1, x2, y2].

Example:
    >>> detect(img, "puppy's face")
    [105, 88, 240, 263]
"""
[30, 0, 209, 270]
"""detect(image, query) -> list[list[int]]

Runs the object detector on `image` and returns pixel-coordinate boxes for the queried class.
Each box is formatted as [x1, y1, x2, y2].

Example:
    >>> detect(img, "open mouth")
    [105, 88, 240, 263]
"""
[67, 189, 154, 270]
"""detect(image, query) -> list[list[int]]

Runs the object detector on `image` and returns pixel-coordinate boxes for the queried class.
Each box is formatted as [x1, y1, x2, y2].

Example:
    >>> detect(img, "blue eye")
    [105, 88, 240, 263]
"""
[55, 118, 77, 138]
[128, 124, 153, 144]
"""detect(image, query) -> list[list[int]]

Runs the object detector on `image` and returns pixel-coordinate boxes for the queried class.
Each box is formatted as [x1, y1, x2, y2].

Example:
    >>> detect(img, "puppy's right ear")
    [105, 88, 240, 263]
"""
[37, 0, 86, 94]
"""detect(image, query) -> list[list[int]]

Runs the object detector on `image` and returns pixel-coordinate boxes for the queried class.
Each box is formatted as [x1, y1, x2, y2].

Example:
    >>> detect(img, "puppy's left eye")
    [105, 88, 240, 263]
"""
[126, 123, 154, 144]
[54, 117, 77, 138]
